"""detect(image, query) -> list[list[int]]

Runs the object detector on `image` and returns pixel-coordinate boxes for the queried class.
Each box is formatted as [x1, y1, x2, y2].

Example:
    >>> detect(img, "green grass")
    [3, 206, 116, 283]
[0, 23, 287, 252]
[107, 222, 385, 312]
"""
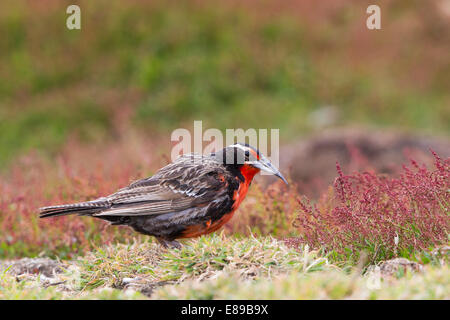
[1, 234, 448, 299]
[78, 234, 334, 290]
[152, 264, 450, 299]
[0, 270, 145, 300]
[0, 100, 111, 165]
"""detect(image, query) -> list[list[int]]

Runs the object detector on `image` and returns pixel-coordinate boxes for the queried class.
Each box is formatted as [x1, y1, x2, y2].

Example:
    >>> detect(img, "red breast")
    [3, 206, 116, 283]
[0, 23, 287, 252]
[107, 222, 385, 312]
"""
[179, 164, 260, 238]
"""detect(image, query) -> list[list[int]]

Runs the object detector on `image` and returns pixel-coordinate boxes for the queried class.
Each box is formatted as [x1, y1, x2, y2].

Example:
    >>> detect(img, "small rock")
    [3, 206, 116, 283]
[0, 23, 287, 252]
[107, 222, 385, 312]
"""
[378, 258, 423, 277]
[3, 258, 63, 278]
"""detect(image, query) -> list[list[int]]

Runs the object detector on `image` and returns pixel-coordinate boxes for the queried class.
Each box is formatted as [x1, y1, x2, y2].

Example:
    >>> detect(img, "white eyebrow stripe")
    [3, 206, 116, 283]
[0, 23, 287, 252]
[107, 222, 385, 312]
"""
[229, 143, 261, 160]
[229, 144, 250, 152]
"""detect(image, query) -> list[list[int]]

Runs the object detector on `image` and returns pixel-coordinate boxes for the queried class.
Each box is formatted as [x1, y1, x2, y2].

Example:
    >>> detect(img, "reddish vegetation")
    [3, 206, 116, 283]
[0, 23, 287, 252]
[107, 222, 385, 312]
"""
[0, 137, 448, 261]
[280, 128, 450, 198]
[290, 152, 449, 261]
[0, 137, 165, 258]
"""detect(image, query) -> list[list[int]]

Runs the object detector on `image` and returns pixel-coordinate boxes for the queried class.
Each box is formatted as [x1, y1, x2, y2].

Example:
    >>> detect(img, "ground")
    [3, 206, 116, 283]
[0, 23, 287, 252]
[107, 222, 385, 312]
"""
[0, 234, 448, 299]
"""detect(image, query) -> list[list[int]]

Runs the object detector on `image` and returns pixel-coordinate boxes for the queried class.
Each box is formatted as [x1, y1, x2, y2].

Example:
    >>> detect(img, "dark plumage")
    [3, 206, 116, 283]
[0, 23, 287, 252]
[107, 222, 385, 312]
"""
[39, 143, 287, 247]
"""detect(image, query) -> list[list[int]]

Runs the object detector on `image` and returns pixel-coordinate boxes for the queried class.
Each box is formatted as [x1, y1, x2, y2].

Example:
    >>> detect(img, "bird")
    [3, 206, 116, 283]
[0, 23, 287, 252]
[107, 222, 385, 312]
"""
[39, 143, 288, 248]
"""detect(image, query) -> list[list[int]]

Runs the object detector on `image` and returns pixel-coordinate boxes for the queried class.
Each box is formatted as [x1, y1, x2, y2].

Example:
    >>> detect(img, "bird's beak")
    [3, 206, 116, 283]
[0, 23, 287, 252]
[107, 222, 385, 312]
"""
[251, 157, 288, 185]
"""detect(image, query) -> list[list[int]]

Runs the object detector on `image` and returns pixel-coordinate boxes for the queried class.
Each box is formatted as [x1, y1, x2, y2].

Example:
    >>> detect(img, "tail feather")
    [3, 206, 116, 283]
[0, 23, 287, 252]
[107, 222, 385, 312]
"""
[39, 200, 110, 218]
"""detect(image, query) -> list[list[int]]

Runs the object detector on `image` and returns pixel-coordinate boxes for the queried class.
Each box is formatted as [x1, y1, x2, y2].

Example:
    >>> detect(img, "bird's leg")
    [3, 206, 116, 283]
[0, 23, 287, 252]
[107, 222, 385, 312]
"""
[166, 240, 182, 249]
[156, 237, 169, 248]
[156, 237, 182, 249]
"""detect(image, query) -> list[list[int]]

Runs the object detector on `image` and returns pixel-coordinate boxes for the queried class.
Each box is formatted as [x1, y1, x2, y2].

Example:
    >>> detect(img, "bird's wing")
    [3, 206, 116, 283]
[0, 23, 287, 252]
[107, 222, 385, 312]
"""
[94, 156, 228, 217]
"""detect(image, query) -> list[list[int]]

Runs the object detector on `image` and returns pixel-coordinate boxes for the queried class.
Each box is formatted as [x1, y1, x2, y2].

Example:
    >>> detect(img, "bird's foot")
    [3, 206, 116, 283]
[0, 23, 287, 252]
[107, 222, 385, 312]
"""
[156, 238, 182, 249]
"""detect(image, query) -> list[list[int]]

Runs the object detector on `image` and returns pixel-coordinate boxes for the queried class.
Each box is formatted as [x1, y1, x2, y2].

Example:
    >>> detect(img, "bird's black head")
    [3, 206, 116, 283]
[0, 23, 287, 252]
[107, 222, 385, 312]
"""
[211, 143, 288, 184]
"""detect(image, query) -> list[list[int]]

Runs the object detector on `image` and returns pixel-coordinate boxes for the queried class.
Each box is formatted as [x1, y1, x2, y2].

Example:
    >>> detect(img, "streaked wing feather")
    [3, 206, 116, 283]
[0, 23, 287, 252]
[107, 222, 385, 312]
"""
[94, 156, 227, 217]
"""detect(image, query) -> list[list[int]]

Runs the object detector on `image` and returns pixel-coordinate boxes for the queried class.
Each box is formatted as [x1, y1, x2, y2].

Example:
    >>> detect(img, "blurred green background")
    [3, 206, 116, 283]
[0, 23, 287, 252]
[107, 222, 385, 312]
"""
[1, 0, 449, 168]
